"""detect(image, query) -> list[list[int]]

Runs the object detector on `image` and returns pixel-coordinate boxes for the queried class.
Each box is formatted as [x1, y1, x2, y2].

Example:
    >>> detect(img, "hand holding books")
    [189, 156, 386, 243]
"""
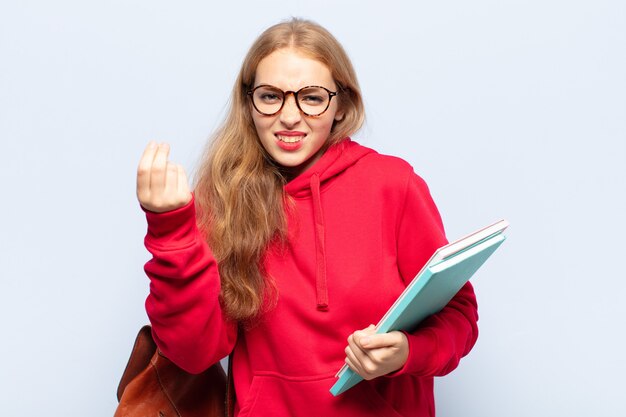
[331, 219, 509, 396]
[344, 324, 409, 380]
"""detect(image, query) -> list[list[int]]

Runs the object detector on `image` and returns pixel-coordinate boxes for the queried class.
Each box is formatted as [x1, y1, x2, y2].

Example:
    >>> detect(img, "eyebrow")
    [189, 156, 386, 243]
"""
[252, 83, 336, 91]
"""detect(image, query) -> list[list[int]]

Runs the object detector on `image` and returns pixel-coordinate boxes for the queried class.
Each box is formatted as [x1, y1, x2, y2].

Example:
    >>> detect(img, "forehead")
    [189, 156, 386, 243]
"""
[254, 48, 335, 90]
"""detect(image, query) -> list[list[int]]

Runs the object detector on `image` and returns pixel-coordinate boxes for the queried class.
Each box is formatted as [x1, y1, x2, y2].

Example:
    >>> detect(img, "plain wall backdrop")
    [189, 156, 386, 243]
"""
[1, 1, 624, 415]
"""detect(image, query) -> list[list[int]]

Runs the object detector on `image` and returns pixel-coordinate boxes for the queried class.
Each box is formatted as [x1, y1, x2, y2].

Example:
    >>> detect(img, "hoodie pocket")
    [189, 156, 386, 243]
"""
[237, 372, 404, 417]
[359, 381, 405, 417]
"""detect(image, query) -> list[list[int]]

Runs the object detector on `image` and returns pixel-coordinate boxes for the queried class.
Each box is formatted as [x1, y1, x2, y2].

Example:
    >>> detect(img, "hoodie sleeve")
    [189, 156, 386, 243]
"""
[390, 172, 479, 378]
[142, 196, 237, 374]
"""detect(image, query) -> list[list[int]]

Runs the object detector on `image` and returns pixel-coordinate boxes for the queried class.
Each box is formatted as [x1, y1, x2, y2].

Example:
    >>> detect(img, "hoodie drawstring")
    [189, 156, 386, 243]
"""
[310, 173, 329, 310]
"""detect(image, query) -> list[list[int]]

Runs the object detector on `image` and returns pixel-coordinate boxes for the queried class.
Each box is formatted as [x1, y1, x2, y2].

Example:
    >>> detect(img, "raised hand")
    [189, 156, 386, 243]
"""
[344, 324, 409, 380]
[136, 142, 192, 213]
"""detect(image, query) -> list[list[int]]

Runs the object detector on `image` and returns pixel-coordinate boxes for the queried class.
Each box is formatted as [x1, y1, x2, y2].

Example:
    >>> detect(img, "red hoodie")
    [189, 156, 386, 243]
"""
[143, 139, 478, 417]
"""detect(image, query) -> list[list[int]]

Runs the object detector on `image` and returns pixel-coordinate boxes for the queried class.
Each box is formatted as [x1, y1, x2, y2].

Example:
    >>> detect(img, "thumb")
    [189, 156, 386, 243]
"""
[355, 324, 377, 347]
[360, 330, 404, 350]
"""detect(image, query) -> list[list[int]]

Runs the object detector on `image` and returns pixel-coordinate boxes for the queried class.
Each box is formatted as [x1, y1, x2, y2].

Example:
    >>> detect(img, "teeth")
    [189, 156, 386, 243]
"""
[277, 135, 303, 143]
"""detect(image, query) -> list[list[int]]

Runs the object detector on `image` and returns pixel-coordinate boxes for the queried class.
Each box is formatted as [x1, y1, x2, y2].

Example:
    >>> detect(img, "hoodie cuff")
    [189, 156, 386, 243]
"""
[386, 329, 438, 378]
[142, 195, 199, 250]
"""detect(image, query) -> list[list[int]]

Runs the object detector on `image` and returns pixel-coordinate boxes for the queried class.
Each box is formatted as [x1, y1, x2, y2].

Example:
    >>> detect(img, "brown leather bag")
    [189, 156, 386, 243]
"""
[114, 325, 232, 417]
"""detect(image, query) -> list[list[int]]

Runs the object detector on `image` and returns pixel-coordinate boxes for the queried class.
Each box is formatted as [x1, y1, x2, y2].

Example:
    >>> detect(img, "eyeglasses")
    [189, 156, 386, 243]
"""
[247, 85, 338, 117]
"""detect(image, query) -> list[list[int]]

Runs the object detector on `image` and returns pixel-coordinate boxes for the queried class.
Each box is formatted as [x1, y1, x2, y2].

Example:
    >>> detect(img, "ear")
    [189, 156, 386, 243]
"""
[334, 109, 345, 122]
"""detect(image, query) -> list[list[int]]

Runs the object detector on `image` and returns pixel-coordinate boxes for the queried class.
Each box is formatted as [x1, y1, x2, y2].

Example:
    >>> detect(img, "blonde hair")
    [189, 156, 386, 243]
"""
[194, 18, 365, 322]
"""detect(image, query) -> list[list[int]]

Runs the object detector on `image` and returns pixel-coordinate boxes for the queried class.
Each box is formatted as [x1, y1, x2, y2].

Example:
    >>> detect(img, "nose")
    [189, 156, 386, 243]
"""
[279, 94, 302, 127]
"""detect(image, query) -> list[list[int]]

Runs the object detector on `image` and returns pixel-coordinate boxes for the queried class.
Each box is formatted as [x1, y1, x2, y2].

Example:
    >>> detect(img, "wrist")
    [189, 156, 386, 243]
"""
[385, 329, 437, 378]
[144, 194, 199, 248]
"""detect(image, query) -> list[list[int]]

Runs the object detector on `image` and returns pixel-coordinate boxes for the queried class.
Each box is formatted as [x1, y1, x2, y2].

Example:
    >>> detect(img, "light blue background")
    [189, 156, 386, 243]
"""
[1, 1, 624, 415]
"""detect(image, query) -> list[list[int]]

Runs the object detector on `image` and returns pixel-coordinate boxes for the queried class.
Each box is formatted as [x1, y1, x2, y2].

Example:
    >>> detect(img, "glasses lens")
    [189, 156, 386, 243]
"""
[297, 87, 330, 116]
[252, 86, 283, 115]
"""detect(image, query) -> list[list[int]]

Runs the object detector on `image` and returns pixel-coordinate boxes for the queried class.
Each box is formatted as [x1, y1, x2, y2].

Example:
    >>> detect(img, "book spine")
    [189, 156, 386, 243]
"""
[330, 368, 362, 396]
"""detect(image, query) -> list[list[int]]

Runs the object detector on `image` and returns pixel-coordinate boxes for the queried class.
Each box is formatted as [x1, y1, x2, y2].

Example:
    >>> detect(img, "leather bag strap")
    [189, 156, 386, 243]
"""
[116, 325, 156, 402]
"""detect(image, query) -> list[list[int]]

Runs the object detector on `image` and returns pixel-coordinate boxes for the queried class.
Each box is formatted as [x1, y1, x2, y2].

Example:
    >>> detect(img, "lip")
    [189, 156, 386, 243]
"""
[275, 131, 306, 151]
[275, 131, 306, 137]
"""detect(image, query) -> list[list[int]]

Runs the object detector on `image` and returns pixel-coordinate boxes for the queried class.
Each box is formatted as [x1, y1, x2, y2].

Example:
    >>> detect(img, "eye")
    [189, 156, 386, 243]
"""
[298, 87, 328, 106]
[254, 87, 283, 104]
[259, 93, 281, 102]
[300, 94, 325, 104]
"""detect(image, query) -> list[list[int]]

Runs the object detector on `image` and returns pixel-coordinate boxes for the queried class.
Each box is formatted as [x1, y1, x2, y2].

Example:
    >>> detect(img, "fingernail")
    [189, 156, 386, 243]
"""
[148, 141, 156, 148]
[361, 337, 371, 347]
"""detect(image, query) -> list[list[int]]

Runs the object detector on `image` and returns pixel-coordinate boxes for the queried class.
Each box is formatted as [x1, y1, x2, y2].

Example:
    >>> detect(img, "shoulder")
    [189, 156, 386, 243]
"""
[360, 151, 413, 172]
[350, 146, 428, 191]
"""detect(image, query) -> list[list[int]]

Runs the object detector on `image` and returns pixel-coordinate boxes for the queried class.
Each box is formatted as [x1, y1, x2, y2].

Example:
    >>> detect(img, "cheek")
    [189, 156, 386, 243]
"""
[323, 104, 343, 131]
[251, 113, 270, 136]
[311, 116, 336, 136]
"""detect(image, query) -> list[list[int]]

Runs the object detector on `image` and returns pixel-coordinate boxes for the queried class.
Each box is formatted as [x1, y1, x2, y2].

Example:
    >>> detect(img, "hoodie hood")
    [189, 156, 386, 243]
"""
[284, 138, 376, 199]
[283, 138, 376, 310]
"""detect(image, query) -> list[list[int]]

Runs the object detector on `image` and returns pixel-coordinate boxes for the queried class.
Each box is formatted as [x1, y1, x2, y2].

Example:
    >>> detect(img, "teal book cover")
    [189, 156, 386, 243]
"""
[330, 221, 508, 396]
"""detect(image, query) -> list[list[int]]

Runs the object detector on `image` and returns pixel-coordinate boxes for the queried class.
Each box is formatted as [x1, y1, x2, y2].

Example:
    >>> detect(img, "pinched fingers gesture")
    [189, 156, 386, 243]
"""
[136, 142, 192, 213]
[344, 325, 409, 380]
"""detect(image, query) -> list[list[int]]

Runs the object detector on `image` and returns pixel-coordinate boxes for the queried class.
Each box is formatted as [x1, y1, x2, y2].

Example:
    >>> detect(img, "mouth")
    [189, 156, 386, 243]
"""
[276, 134, 306, 143]
[275, 132, 306, 151]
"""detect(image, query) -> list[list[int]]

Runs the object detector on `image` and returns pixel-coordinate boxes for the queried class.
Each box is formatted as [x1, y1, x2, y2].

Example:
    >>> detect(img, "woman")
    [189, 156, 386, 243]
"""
[136, 18, 478, 417]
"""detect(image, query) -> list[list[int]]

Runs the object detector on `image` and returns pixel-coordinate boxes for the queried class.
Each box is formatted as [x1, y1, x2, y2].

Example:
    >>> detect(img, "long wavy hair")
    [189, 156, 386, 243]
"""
[194, 18, 365, 322]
